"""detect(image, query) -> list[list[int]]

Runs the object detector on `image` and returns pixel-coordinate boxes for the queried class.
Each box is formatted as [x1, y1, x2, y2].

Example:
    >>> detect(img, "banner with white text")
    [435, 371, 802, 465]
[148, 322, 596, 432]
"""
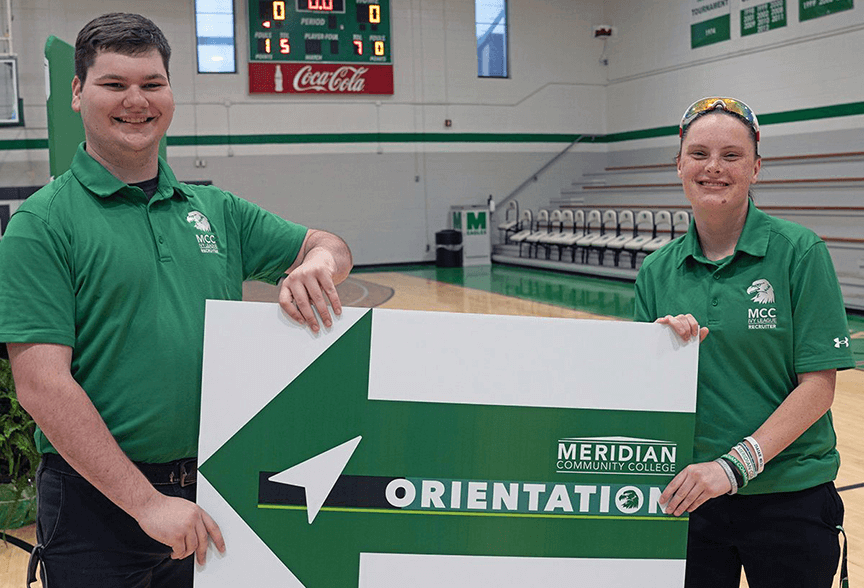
[740, 0, 788, 36]
[799, 0, 854, 21]
[691, 0, 732, 47]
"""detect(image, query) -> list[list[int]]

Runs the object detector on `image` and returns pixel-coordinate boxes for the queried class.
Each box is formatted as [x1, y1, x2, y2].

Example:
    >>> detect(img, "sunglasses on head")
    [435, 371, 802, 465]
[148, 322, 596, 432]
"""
[679, 97, 760, 141]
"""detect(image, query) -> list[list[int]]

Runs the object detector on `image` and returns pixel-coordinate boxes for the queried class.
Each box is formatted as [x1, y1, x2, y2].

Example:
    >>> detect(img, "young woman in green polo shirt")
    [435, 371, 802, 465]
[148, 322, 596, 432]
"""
[634, 98, 855, 588]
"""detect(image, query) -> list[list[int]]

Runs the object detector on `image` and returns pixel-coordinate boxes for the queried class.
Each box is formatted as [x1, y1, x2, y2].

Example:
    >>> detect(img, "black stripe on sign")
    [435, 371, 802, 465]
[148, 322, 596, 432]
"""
[259, 473, 403, 509]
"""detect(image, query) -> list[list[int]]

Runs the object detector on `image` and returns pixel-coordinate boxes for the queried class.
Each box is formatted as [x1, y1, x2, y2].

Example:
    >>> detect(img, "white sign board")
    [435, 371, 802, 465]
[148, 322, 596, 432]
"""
[197, 303, 698, 588]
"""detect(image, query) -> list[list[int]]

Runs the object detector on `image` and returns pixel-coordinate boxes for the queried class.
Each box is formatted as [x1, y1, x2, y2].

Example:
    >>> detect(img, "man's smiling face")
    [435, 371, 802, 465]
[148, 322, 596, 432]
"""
[72, 49, 174, 167]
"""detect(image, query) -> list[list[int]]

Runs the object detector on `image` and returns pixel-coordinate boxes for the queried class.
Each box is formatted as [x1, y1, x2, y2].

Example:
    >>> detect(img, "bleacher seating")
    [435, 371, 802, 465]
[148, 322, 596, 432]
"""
[494, 206, 690, 271]
[587, 209, 620, 265]
[557, 210, 586, 262]
[530, 209, 563, 258]
[623, 210, 656, 268]
[605, 210, 635, 266]
[497, 201, 520, 242]
[536, 210, 566, 259]
[513, 209, 549, 257]
[641, 210, 673, 253]
[508, 209, 535, 247]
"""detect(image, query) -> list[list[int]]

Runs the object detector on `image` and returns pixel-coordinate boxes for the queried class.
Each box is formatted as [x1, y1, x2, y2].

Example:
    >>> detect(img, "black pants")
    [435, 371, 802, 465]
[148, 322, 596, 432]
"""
[31, 454, 197, 588]
[685, 482, 844, 588]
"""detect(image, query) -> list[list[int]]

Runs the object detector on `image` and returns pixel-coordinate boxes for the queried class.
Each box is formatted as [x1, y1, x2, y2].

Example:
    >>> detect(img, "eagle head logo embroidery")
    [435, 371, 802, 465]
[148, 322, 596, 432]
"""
[186, 211, 212, 232]
[747, 279, 775, 304]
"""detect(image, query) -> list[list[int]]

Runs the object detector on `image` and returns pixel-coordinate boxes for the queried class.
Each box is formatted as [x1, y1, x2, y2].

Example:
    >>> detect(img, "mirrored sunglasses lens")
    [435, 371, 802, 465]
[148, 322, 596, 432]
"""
[719, 99, 753, 121]
[681, 97, 757, 129]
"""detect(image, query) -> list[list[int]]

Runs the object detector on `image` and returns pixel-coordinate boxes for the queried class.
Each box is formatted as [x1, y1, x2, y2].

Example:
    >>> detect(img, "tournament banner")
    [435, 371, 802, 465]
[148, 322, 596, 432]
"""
[691, 0, 732, 48]
[196, 302, 699, 587]
[799, 0, 854, 21]
[741, 0, 788, 36]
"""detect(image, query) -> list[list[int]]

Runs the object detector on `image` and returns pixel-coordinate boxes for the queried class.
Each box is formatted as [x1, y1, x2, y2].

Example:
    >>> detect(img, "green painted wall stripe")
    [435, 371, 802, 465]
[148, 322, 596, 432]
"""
[3, 100, 863, 151]
[759, 100, 864, 125]
[0, 138, 49, 150]
[167, 132, 599, 146]
[596, 126, 679, 143]
[599, 100, 864, 143]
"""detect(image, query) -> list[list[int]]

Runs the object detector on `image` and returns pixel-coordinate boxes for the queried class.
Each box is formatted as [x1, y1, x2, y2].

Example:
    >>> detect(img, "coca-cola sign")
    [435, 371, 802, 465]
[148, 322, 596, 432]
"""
[249, 62, 393, 95]
[293, 65, 367, 92]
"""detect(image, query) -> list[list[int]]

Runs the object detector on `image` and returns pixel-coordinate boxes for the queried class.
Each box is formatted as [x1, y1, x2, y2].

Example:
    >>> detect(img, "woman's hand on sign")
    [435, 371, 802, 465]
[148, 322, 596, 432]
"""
[656, 314, 709, 343]
[659, 461, 731, 516]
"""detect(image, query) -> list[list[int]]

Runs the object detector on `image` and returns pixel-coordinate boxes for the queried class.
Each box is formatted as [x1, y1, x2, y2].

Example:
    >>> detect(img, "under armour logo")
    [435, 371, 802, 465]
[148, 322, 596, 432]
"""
[834, 337, 850, 348]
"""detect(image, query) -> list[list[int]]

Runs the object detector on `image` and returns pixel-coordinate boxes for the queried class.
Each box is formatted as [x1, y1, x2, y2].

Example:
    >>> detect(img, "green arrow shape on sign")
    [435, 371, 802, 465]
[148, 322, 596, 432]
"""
[199, 309, 692, 587]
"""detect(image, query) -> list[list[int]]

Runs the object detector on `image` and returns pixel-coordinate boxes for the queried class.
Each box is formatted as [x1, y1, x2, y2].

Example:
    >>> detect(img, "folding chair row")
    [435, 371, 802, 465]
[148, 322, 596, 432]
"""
[510, 207, 691, 268]
[497, 201, 521, 241]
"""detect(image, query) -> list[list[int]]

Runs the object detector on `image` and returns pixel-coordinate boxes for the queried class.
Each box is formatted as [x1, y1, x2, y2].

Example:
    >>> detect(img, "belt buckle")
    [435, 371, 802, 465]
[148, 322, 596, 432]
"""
[179, 460, 197, 487]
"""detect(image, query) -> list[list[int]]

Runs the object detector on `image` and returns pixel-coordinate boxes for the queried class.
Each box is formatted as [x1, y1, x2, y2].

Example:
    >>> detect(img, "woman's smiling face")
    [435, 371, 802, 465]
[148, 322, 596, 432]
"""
[677, 112, 761, 215]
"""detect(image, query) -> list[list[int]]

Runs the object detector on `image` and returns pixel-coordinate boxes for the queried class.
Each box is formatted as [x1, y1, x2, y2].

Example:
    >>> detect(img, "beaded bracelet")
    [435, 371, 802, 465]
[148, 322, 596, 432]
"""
[722, 452, 749, 489]
[714, 457, 738, 495]
[744, 436, 765, 473]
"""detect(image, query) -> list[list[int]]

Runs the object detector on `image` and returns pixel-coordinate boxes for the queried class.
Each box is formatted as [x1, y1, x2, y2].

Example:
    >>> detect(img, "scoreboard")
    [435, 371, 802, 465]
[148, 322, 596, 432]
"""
[248, 0, 393, 94]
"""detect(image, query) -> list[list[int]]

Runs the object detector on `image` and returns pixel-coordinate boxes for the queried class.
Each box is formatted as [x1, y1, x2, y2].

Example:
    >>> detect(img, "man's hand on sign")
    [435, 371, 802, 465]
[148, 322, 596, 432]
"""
[279, 229, 352, 333]
[279, 250, 342, 333]
[136, 493, 226, 565]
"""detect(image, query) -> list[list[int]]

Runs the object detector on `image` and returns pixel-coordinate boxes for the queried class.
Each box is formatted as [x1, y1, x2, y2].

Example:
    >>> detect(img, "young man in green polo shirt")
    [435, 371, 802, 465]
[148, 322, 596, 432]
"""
[0, 13, 352, 588]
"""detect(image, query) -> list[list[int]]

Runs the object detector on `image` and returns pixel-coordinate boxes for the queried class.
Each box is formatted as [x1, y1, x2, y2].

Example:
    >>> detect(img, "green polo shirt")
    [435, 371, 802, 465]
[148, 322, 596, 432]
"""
[634, 203, 855, 494]
[0, 144, 307, 463]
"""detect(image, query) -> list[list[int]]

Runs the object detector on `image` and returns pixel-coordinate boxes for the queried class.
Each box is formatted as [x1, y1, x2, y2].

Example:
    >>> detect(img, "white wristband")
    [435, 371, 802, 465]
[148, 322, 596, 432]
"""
[744, 436, 765, 473]
[715, 457, 738, 495]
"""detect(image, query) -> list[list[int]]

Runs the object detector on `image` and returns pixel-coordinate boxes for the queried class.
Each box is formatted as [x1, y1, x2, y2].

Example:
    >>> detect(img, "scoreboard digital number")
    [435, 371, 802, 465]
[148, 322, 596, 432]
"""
[248, 0, 393, 94]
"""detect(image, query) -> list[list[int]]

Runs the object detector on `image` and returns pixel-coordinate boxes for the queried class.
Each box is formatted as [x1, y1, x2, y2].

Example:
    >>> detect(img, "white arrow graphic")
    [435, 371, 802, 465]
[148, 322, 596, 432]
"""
[268, 435, 362, 524]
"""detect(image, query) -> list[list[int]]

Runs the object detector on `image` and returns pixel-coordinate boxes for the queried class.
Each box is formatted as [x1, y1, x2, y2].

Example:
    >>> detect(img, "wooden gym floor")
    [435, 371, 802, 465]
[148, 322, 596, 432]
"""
[3, 263, 862, 587]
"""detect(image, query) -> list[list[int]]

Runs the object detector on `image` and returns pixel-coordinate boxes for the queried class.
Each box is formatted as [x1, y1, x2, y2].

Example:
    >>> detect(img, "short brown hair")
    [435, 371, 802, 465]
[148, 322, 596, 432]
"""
[75, 13, 171, 84]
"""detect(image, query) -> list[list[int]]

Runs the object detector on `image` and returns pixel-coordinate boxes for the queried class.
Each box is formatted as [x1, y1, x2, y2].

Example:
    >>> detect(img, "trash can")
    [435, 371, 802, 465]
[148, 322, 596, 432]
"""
[435, 229, 463, 267]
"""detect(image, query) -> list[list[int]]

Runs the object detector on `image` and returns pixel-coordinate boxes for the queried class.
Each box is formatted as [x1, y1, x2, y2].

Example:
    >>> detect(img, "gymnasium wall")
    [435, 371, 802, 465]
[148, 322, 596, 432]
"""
[0, 0, 609, 264]
[603, 0, 864, 137]
[585, 0, 864, 309]
[0, 0, 861, 272]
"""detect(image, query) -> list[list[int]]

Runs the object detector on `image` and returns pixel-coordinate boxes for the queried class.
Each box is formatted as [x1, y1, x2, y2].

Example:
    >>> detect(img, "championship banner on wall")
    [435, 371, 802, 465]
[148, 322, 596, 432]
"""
[196, 303, 699, 587]
[799, 0, 855, 21]
[740, 0, 787, 36]
[691, 0, 732, 47]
